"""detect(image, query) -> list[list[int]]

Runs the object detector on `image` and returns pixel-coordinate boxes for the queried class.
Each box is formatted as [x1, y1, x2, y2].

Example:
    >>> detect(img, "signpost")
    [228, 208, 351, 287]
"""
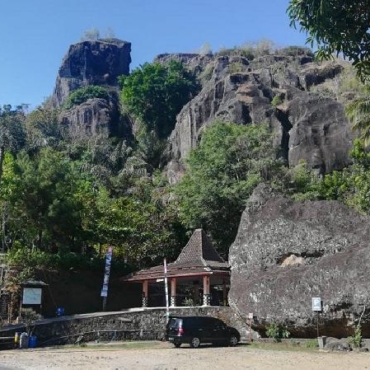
[19, 280, 48, 320]
[312, 297, 322, 338]
[101, 246, 113, 311]
[23, 288, 42, 305]
[248, 313, 253, 342]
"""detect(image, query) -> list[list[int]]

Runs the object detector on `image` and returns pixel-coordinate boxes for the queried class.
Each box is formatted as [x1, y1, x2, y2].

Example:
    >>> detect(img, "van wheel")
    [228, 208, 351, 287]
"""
[229, 335, 238, 347]
[174, 343, 181, 348]
[190, 337, 201, 348]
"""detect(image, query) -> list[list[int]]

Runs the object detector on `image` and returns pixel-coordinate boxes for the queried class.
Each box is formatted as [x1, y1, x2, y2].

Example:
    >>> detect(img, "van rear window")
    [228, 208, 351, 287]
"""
[168, 318, 181, 329]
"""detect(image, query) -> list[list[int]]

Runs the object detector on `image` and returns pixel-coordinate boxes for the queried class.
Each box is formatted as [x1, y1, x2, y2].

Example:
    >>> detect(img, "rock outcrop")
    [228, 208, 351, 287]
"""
[52, 39, 131, 108]
[287, 92, 352, 173]
[50, 39, 132, 139]
[166, 51, 353, 177]
[228, 184, 370, 338]
[154, 53, 214, 78]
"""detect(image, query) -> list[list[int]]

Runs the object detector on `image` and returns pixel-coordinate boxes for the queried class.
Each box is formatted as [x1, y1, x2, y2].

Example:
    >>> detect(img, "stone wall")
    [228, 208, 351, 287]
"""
[0, 306, 248, 348]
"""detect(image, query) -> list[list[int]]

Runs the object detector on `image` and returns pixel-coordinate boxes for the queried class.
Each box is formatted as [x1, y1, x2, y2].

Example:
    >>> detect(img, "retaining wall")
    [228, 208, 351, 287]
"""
[0, 306, 246, 348]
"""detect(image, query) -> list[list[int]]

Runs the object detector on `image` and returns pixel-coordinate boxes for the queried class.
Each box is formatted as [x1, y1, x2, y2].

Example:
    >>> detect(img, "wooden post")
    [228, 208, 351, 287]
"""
[164, 259, 169, 322]
[222, 280, 227, 306]
[142, 280, 149, 307]
[202, 276, 210, 306]
[170, 278, 177, 307]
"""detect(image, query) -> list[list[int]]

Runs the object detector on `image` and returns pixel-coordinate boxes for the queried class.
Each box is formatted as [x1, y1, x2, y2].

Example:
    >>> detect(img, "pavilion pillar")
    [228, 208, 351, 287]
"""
[193, 282, 200, 305]
[222, 280, 228, 306]
[170, 278, 177, 307]
[142, 280, 149, 307]
[202, 275, 211, 306]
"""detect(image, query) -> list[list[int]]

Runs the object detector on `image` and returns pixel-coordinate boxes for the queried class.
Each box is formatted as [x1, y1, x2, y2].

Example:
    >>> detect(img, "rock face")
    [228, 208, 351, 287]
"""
[52, 39, 131, 108]
[155, 53, 214, 78]
[59, 91, 132, 138]
[228, 184, 370, 337]
[287, 93, 352, 173]
[166, 50, 353, 177]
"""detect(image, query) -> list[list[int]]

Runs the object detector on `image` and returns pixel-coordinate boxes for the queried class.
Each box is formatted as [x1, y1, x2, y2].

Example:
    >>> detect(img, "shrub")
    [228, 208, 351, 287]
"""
[349, 326, 362, 348]
[229, 62, 245, 74]
[266, 322, 291, 342]
[278, 46, 314, 57]
[271, 95, 283, 107]
[64, 86, 109, 109]
[20, 308, 42, 335]
[305, 339, 319, 348]
[199, 64, 214, 84]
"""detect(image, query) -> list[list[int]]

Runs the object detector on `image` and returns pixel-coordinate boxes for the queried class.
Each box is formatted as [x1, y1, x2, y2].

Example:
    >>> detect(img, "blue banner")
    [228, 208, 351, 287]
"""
[101, 246, 113, 298]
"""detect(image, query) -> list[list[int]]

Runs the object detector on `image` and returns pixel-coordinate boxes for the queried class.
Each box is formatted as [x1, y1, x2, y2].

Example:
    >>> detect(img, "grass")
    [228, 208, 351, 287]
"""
[246, 339, 319, 353]
[48, 340, 166, 351]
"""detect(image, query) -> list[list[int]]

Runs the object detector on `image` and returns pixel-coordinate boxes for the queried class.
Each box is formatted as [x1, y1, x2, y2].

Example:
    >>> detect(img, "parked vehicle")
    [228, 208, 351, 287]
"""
[166, 316, 240, 348]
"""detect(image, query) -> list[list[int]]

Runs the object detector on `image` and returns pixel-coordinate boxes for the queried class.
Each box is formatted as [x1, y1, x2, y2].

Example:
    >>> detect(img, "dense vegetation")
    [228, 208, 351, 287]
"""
[3, 18, 370, 282]
[175, 122, 284, 255]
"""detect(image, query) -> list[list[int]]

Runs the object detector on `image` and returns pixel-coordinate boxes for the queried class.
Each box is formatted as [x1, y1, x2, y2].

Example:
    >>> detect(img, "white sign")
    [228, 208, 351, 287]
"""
[248, 312, 254, 319]
[312, 297, 322, 312]
[23, 288, 42, 305]
[100, 286, 108, 298]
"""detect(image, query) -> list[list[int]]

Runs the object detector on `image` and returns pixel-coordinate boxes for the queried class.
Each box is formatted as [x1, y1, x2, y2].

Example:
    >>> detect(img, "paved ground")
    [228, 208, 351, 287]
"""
[0, 342, 370, 370]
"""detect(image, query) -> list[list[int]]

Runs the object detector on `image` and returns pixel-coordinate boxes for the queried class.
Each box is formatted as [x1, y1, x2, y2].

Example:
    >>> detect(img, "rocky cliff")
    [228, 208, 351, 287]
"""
[51, 43, 354, 175]
[228, 184, 370, 338]
[50, 39, 131, 138]
[166, 50, 353, 178]
[52, 39, 131, 108]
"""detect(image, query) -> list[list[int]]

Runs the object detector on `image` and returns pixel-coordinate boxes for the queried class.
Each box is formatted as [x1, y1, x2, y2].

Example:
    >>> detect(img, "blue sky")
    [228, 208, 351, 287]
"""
[0, 0, 308, 110]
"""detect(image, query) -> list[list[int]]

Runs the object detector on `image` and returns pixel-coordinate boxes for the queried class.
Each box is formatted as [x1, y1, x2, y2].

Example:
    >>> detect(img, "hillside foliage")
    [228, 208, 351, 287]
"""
[119, 60, 199, 139]
[175, 122, 284, 255]
[2, 50, 370, 278]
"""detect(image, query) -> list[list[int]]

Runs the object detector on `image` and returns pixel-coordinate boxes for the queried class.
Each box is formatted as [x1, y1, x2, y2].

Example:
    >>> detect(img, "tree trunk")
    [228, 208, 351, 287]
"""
[0, 145, 4, 188]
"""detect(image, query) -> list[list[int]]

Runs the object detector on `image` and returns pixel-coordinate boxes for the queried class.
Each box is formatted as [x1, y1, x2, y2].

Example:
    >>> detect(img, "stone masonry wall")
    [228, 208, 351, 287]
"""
[0, 306, 248, 348]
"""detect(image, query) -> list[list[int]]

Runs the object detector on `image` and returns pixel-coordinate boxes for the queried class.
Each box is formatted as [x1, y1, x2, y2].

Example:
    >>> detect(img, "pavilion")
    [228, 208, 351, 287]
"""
[122, 229, 230, 307]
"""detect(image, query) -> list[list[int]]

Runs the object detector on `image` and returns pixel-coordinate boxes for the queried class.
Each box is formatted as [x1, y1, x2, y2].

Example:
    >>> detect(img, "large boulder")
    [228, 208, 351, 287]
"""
[229, 184, 370, 338]
[52, 39, 131, 108]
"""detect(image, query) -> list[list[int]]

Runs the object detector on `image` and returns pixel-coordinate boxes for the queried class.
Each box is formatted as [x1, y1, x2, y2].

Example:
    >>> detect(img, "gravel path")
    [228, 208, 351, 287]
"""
[1, 342, 369, 370]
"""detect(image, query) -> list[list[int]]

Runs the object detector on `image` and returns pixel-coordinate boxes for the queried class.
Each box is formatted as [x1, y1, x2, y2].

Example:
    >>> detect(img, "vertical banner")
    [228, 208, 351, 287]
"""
[101, 246, 113, 299]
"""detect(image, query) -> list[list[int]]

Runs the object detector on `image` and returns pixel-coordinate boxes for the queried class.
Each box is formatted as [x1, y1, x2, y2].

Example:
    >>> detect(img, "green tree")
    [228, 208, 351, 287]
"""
[0, 105, 26, 186]
[175, 122, 283, 255]
[88, 179, 185, 267]
[287, 0, 370, 81]
[24, 104, 62, 153]
[119, 60, 199, 139]
[8, 149, 91, 251]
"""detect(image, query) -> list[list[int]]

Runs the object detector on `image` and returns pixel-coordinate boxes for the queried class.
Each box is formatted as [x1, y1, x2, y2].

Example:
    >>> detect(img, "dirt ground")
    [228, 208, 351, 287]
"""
[0, 341, 370, 370]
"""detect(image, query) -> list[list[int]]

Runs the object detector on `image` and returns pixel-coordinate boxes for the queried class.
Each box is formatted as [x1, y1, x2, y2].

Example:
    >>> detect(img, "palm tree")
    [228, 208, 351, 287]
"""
[0, 105, 26, 186]
[346, 84, 370, 146]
